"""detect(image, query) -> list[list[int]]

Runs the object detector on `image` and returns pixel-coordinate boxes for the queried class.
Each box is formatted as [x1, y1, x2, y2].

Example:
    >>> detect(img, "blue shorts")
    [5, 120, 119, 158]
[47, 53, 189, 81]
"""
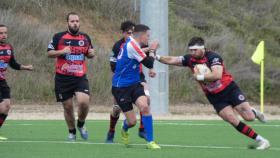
[206, 82, 246, 113]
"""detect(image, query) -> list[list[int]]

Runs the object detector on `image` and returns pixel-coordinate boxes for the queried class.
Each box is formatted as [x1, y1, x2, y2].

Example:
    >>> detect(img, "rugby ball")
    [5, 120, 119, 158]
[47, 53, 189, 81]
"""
[195, 64, 211, 75]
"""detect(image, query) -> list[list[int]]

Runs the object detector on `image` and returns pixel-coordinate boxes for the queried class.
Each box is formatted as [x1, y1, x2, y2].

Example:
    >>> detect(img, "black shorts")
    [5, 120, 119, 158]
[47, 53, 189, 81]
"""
[140, 72, 146, 83]
[55, 73, 90, 102]
[206, 81, 246, 113]
[0, 80, 10, 102]
[112, 83, 146, 112]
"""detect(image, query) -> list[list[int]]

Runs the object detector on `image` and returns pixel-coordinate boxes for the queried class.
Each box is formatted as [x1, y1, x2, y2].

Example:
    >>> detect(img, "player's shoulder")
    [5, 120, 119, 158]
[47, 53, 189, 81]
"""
[183, 54, 192, 60]
[205, 51, 222, 60]
[53, 31, 67, 39]
[79, 32, 91, 39]
[113, 38, 125, 48]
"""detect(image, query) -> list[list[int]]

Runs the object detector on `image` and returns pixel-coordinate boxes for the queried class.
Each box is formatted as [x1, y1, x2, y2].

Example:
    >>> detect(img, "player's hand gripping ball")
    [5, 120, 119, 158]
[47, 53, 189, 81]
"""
[194, 64, 211, 75]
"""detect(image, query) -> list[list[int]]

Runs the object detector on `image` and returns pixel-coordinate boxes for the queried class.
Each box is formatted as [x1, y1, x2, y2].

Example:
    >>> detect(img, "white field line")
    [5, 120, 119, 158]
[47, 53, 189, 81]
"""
[154, 122, 280, 127]
[5, 122, 280, 127]
[0, 140, 279, 151]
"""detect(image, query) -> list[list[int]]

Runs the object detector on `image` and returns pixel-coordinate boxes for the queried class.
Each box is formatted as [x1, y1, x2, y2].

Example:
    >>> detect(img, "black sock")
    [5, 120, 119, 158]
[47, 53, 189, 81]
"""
[235, 121, 258, 140]
[77, 120, 85, 128]
[0, 114, 8, 128]
[69, 128, 76, 135]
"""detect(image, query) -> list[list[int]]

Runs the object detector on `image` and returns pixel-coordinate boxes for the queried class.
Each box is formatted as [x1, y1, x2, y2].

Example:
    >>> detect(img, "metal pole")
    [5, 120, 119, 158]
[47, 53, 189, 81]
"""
[140, 0, 169, 114]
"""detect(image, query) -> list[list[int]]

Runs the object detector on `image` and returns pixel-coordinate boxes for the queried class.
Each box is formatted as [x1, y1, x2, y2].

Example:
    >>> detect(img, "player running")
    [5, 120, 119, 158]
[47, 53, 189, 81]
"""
[47, 12, 95, 141]
[156, 36, 270, 150]
[106, 21, 157, 143]
[0, 24, 33, 140]
[106, 21, 147, 143]
[112, 24, 160, 149]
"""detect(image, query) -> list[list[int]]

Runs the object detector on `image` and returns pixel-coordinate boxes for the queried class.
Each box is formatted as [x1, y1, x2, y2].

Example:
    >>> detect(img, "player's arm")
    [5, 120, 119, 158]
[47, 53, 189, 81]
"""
[141, 56, 155, 69]
[194, 65, 223, 82]
[47, 47, 70, 58]
[9, 55, 33, 71]
[87, 48, 95, 58]
[156, 55, 184, 66]
[194, 54, 223, 82]
[47, 33, 69, 58]
[85, 35, 95, 58]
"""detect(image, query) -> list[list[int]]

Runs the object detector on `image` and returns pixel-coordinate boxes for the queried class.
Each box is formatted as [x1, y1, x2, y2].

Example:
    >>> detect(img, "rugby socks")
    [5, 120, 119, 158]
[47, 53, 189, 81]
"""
[139, 112, 144, 132]
[69, 128, 76, 135]
[109, 114, 119, 132]
[77, 120, 85, 128]
[122, 119, 131, 132]
[0, 114, 7, 128]
[235, 121, 258, 140]
[142, 115, 154, 142]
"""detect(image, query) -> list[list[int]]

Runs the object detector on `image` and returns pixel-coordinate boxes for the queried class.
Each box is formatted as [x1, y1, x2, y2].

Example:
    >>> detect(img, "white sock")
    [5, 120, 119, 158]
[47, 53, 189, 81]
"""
[256, 135, 265, 142]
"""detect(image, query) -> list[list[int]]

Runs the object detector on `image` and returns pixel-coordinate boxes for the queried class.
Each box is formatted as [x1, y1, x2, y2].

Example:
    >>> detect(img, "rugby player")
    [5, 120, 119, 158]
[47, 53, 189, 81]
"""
[106, 21, 157, 143]
[156, 37, 270, 150]
[112, 24, 160, 149]
[106, 21, 147, 143]
[47, 12, 95, 141]
[0, 24, 33, 140]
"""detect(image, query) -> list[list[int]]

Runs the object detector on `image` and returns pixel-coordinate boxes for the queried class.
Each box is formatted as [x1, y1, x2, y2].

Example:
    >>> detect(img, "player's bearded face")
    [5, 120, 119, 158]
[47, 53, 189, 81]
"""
[0, 27, 8, 44]
[67, 15, 80, 35]
[189, 49, 204, 59]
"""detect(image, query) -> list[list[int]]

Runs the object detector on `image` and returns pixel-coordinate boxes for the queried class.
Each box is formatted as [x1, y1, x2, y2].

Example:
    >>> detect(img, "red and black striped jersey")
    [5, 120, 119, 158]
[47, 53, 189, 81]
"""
[48, 31, 93, 77]
[0, 43, 21, 80]
[182, 51, 233, 94]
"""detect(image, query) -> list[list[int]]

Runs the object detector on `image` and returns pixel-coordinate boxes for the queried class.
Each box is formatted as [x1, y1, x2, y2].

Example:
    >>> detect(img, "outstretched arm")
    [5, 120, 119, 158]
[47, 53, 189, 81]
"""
[156, 55, 184, 66]
[9, 56, 33, 71]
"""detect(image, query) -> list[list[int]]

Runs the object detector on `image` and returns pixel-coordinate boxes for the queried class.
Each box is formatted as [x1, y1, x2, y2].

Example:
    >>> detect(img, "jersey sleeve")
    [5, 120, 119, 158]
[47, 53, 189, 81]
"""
[85, 34, 94, 49]
[8, 48, 21, 70]
[110, 41, 120, 63]
[181, 54, 191, 67]
[47, 33, 60, 51]
[208, 53, 223, 67]
[127, 41, 146, 62]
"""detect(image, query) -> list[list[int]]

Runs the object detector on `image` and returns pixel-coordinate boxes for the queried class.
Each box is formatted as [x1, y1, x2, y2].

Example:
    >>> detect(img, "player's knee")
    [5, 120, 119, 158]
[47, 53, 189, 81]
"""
[140, 104, 150, 115]
[244, 113, 255, 121]
[224, 114, 239, 126]
[4, 100, 11, 112]
[127, 119, 137, 127]
[77, 100, 89, 107]
[112, 106, 121, 117]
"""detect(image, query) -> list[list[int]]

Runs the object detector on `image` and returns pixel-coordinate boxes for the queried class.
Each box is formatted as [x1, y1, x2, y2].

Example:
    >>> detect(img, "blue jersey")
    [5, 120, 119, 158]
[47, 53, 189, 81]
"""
[112, 37, 146, 87]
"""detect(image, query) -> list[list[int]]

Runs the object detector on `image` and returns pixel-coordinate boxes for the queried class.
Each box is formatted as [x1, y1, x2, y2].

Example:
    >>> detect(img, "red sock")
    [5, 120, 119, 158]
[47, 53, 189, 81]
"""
[109, 114, 119, 132]
[235, 121, 258, 140]
[0, 114, 8, 128]
[139, 112, 144, 130]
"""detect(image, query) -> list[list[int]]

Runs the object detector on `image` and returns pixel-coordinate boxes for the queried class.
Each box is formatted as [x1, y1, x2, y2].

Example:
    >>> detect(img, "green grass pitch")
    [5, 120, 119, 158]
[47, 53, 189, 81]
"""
[0, 120, 279, 158]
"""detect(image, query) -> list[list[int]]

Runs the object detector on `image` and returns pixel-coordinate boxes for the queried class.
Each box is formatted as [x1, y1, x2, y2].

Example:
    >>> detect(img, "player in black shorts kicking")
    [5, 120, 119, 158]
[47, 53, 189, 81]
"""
[156, 36, 270, 150]
[0, 24, 33, 140]
[47, 12, 95, 141]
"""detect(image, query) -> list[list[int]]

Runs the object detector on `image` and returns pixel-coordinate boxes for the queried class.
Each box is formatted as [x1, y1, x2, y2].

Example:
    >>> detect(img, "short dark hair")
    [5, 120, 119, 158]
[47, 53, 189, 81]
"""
[66, 12, 79, 22]
[120, 20, 135, 32]
[134, 24, 150, 33]
[0, 24, 7, 28]
[188, 37, 205, 47]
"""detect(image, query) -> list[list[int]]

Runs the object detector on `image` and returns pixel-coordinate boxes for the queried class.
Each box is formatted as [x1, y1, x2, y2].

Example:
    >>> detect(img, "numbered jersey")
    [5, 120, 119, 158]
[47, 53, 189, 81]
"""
[48, 31, 93, 77]
[112, 37, 146, 87]
[181, 51, 233, 94]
